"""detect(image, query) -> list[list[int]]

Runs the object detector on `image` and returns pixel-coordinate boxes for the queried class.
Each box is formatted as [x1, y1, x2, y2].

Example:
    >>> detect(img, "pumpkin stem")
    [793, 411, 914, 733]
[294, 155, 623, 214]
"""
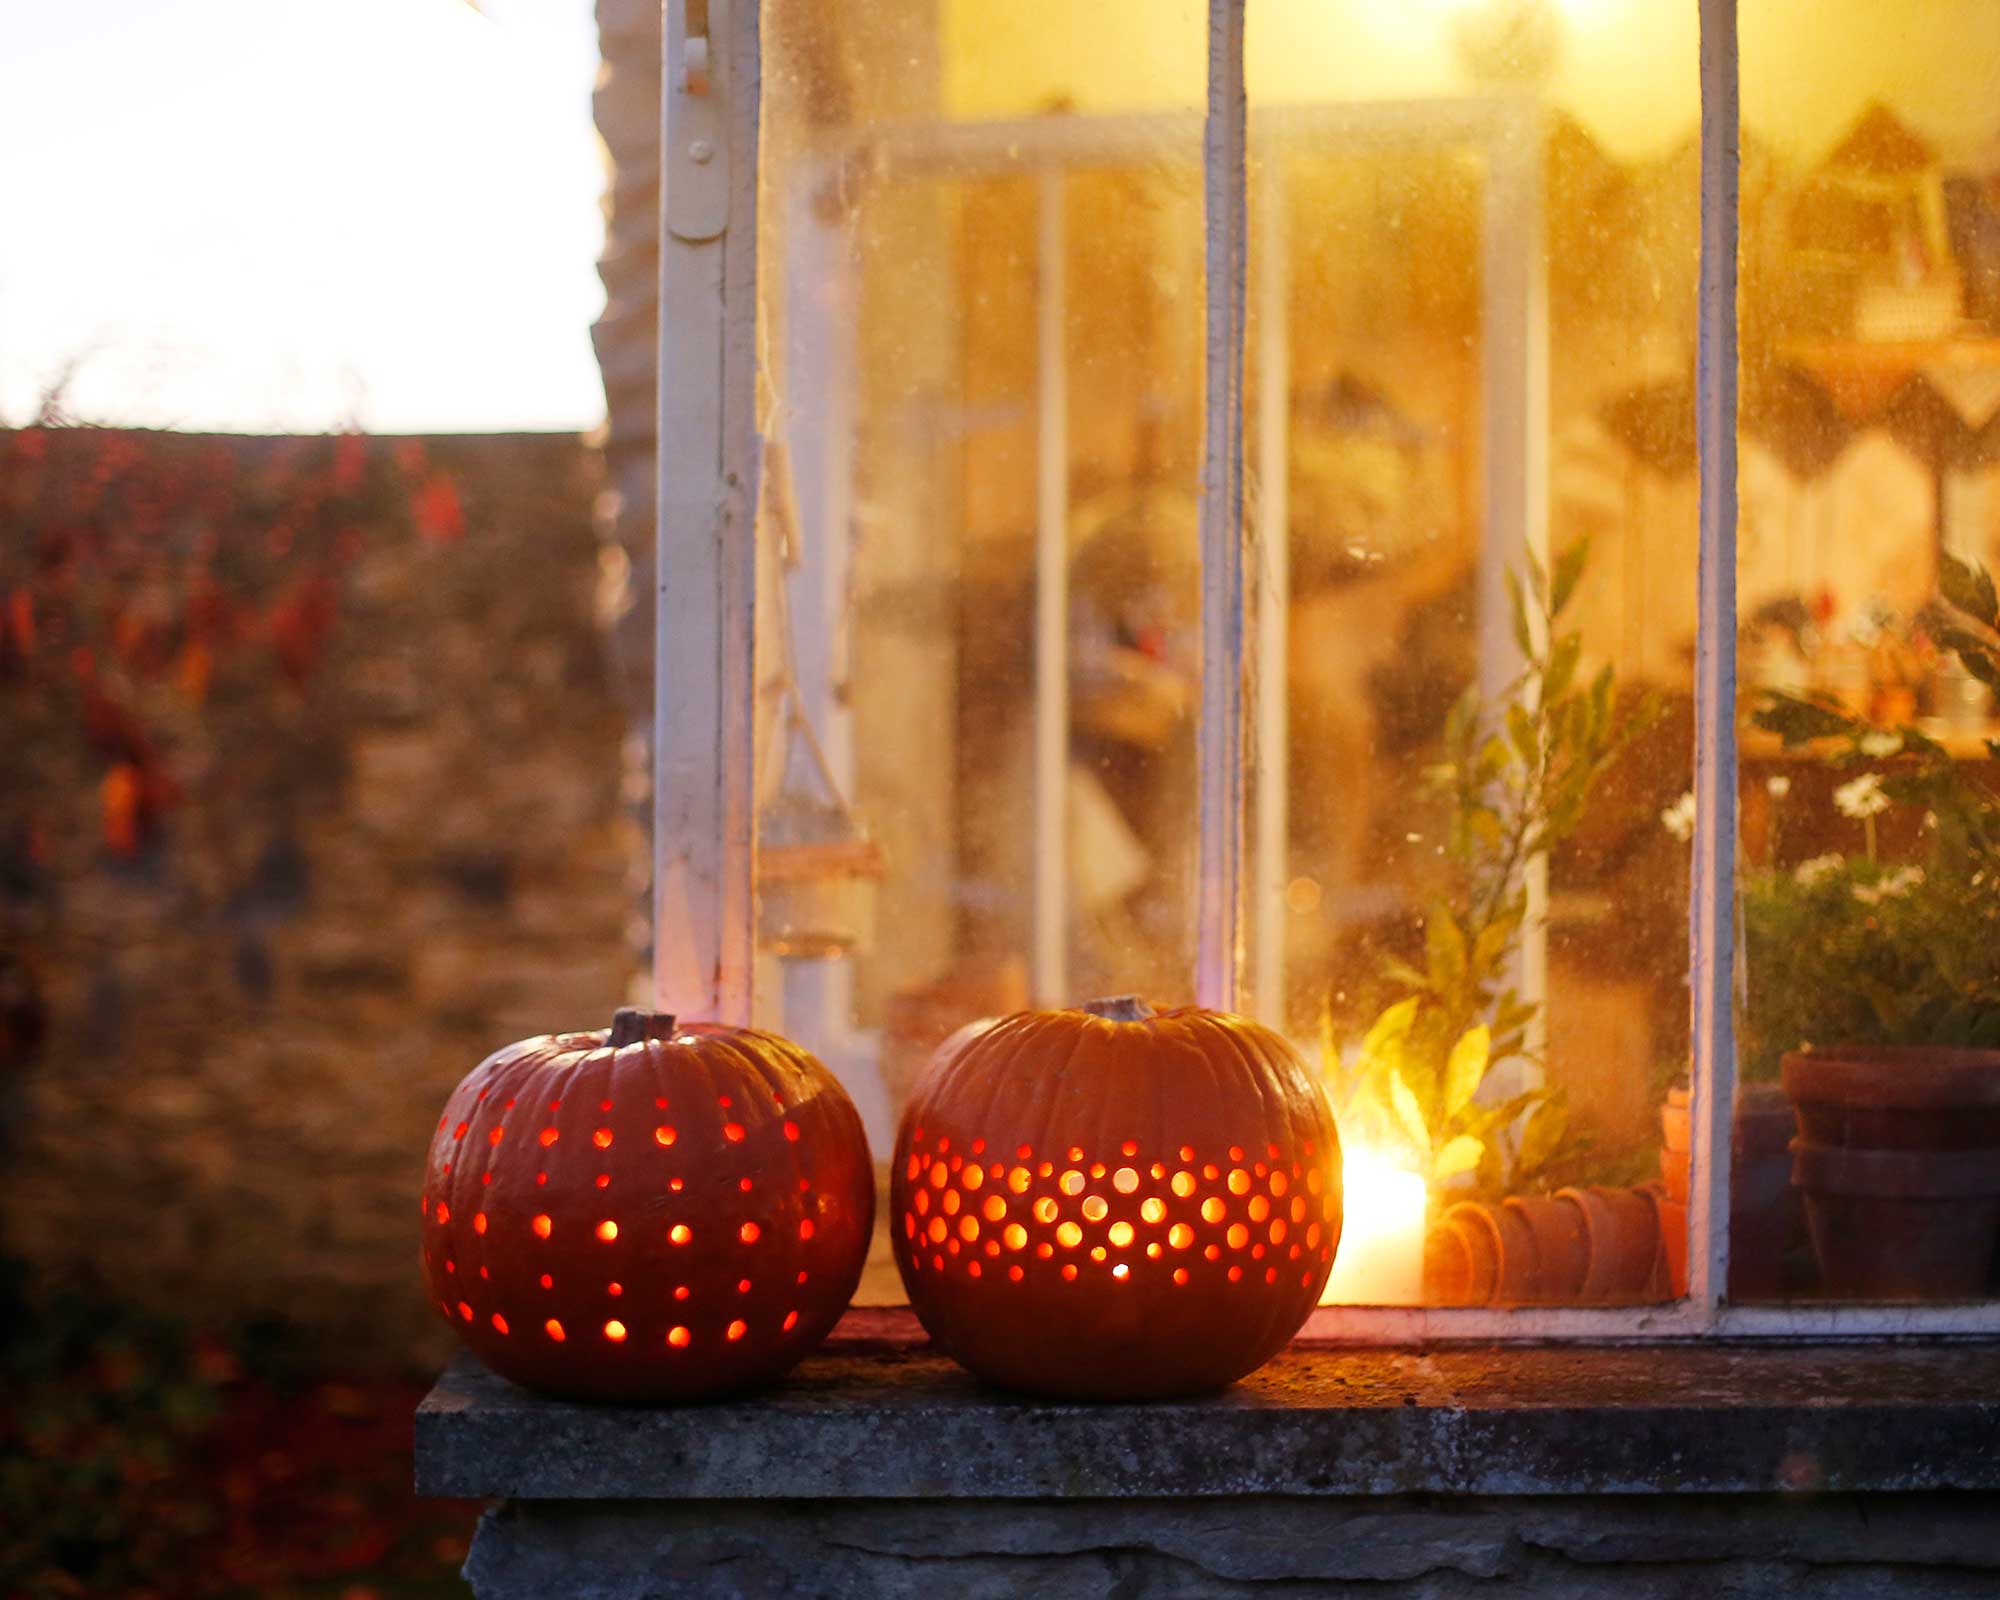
[608, 1008, 679, 1047]
[1081, 994, 1156, 1022]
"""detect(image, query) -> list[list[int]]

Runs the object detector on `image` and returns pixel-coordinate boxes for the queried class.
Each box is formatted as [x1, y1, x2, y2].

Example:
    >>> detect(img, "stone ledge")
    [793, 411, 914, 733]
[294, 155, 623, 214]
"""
[415, 1335, 2000, 1501]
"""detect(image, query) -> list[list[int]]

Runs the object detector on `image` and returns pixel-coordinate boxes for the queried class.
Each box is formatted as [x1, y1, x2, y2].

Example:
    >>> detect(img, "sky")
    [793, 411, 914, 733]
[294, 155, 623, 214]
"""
[0, 0, 608, 434]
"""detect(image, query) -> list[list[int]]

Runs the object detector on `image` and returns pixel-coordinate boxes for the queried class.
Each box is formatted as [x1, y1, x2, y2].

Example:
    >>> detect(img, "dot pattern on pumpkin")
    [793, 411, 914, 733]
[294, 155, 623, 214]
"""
[420, 1009, 873, 1403]
[891, 1002, 1342, 1400]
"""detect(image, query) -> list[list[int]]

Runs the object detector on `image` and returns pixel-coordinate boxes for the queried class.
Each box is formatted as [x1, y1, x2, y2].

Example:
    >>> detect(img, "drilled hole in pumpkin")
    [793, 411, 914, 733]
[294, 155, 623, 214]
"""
[1111, 1262, 1130, 1281]
[941, 1189, 961, 1216]
[532, 1214, 551, 1239]
[1036, 1243, 1054, 1259]
[670, 1224, 692, 1245]
[1037, 1161, 1054, 1178]
[445, 1260, 456, 1274]
[737, 1278, 752, 1293]
[674, 1285, 691, 1299]
[453, 1122, 468, 1141]
[1055, 1221, 1082, 1249]
[1138, 1197, 1165, 1225]
[491, 1313, 509, 1333]
[1252, 1242, 1266, 1259]
[1307, 1222, 1323, 1247]
[1088, 1162, 1106, 1180]
[1060, 1263, 1078, 1281]
[740, 1221, 761, 1244]
[1032, 1197, 1058, 1224]
[488, 1127, 504, 1147]
[1228, 1169, 1252, 1195]
[905, 1155, 922, 1181]
[982, 1195, 1007, 1223]
[1307, 1169, 1324, 1195]
[604, 1320, 627, 1342]
[1270, 1171, 1290, 1197]
[1265, 1267, 1279, 1284]
[959, 1217, 979, 1242]
[546, 1319, 566, 1341]
[1015, 1143, 1032, 1159]
[596, 1220, 618, 1242]
[608, 1282, 623, 1296]
[928, 1217, 947, 1243]
[962, 1164, 984, 1191]
[1171, 1172, 1196, 1198]
[984, 1239, 1000, 1257]
[596, 1174, 610, 1189]
[929, 1163, 949, 1189]
[1227, 1224, 1249, 1249]
[472, 1212, 487, 1234]
[799, 1219, 815, 1239]
[1270, 1219, 1288, 1244]
[1007, 1264, 1024, 1282]
[915, 1189, 931, 1216]
[903, 1213, 917, 1239]
[457, 1301, 474, 1321]
[1080, 1195, 1108, 1223]
[1058, 1170, 1083, 1196]
[1007, 1167, 1032, 1194]
[1291, 1196, 1307, 1223]
[1168, 1223, 1194, 1249]
[1112, 1167, 1140, 1194]
[1200, 1197, 1226, 1225]
[936, 1137, 950, 1153]
[967, 1260, 983, 1278]
[536, 1173, 549, 1186]
[723, 1123, 746, 1142]
[1107, 1221, 1134, 1247]
[719, 1095, 733, 1109]
[1146, 1242, 1162, 1259]
[726, 1319, 747, 1342]
[482, 1173, 493, 1186]
[593, 1129, 613, 1149]
[1173, 1267, 1190, 1285]
[655, 1096, 669, 1110]
[1229, 1146, 1245, 1162]
[539, 1128, 559, 1147]
[1066, 1146, 1083, 1162]
[669, 1178, 685, 1192]
[435, 1204, 451, 1224]
[797, 1270, 808, 1284]
[783, 1310, 799, 1331]
[479, 1266, 489, 1280]
[668, 1325, 691, 1347]
[540, 1273, 554, 1289]
[1205, 1244, 1222, 1260]
[1248, 1195, 1270, 1223]
[946, 1238, 961, 1256]
[655, 1126, 677, 1146]
[1003, 1223, 1027, 1250]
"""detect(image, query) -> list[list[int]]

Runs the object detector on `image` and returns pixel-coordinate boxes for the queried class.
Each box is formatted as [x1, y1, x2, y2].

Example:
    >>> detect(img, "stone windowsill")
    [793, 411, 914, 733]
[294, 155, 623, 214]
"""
[415, 1314, 2000, 1502]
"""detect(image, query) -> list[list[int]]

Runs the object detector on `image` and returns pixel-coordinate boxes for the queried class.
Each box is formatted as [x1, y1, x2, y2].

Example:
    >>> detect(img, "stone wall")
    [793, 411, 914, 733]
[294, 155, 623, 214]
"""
[0, 429, 630, 1369]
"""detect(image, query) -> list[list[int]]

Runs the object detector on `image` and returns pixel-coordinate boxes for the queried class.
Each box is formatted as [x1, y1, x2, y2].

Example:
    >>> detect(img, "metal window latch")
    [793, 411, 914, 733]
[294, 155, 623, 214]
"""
[666, 0, 728, 241]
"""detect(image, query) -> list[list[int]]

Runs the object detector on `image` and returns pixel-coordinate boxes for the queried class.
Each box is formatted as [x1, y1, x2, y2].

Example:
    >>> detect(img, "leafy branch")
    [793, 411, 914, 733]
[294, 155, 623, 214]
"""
[1324, 540, 1662, 1195]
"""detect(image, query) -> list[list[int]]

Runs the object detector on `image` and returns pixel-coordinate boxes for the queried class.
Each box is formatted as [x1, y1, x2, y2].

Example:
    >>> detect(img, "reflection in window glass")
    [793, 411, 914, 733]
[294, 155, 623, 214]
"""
[1736, 1, 2000, 1305]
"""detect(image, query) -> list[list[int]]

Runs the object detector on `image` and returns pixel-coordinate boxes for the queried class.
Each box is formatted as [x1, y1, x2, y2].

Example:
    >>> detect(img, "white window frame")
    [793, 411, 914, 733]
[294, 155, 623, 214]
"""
[656, 0, 2000, 1340]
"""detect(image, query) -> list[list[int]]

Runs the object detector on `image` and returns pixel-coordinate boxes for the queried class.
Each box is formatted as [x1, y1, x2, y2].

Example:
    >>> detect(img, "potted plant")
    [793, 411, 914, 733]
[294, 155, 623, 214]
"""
[1321, 542, 1669, 1303]
[1746, 554, 2000, 1299]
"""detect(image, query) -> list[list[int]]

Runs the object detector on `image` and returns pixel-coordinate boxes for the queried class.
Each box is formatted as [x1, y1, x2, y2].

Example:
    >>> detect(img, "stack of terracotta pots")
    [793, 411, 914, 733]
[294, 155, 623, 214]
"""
[1783, 1047, 2000, 1299]
[1423, 1185, 1669, 1306]
[1656, 1082, 1799, 1300]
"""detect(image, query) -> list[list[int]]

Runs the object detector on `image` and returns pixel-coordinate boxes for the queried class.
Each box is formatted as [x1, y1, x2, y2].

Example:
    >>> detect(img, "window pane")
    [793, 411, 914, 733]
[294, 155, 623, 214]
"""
[1735, 1, 2000, 1305]
[760, 0, 1206, 1303]
[1249, 0, 1699, 1309]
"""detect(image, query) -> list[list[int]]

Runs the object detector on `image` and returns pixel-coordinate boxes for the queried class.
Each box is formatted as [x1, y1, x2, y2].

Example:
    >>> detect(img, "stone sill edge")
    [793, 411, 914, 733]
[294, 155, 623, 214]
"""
[415, 1333, 2000, 1503]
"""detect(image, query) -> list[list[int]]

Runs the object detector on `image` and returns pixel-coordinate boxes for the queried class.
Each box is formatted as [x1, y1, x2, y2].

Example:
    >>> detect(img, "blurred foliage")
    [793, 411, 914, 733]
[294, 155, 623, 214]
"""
[0, 1257, 476, 1599]
[1323, 541, 1662, 1197]
[1744, 553, 2000, 1080]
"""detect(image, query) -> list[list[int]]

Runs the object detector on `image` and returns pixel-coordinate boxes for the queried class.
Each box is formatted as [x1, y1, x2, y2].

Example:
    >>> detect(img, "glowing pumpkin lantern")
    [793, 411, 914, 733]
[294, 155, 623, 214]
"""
[421, 1008, 873, 1402]
[891, 996, 1342, 1398]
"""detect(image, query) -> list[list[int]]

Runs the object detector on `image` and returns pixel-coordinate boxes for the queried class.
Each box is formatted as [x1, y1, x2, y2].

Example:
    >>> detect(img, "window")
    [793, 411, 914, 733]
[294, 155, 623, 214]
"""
[656, 0, 2000, 1335]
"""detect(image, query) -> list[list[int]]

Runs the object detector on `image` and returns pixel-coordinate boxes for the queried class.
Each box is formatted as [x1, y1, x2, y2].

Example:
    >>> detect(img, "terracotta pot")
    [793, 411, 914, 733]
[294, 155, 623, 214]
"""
[1791, 1142, 2000, 1299]
[1783, 1047, 2000, 1301]
[1423, 1187, 1664, 1306]
[1658, 1082, 1798, 1299]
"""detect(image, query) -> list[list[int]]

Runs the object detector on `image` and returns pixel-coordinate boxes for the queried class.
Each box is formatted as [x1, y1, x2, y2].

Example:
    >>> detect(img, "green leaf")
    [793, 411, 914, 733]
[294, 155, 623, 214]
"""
[1425, 904, 1468, 992]
[1525, 546, 1549, 610]
[1550, 537, 1590, 617]
[1442, 1024, 1491, 1117]
[1360, 996, 1420, 1064]
[1504, 568, 1533, 660]
[1752, 692, 1856, 746]
[1378, 954, 1432, 993]
[1506, 701, 1538, 765]
[1433, 1134, 1484, 1181]
[1542, 630, 1581, 705]
[1387, 1067, 1432, 1160]
[1940, 552, 1999, 629]
[1516, 1096, 1570, 1175]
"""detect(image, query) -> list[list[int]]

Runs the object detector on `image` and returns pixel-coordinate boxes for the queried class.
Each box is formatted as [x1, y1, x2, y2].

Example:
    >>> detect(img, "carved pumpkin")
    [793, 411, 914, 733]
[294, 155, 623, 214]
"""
[421, 1008, 873, 1402]
[891, 996, 1342, 1399]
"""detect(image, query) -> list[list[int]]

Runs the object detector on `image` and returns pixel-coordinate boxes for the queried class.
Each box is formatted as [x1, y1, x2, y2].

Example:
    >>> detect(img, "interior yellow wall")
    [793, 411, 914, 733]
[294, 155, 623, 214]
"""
[940, 0, 1999, 167]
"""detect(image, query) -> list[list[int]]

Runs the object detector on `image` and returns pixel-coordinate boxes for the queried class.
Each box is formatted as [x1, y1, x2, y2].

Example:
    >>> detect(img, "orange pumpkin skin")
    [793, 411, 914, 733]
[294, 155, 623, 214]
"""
[421, 1009, 873, 1402]
[891, 998, 1342, 1399]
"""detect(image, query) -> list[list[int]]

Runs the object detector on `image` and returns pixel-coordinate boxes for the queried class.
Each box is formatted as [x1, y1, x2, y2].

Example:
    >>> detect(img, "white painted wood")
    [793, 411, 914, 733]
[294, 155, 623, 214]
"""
[1033, 171, 1070, 1006]
[1197, 0, 1248, 1013]
[1477, 101, 1550, 1104]
[1251, 155, 1291, 1028]
[1686, 0, 1740, 1324]
[654, 0, 759, 1023]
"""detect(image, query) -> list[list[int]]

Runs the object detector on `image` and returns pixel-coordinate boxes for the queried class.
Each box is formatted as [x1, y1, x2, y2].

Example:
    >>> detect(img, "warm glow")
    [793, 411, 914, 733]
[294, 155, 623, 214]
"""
[1320, 1147, 1427, 1307]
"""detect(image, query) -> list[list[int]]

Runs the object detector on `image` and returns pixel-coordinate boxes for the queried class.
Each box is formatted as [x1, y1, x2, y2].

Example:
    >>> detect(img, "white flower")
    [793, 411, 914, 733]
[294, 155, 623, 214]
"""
[1660, 791, 1697, 842]
[1858, 730, 1902, 758]
[1834, 772, 1890, 820]
[1853, 865, 1924, 906]
[1793, 853, 1845, 888]
[1766, 775, 1792, 799]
